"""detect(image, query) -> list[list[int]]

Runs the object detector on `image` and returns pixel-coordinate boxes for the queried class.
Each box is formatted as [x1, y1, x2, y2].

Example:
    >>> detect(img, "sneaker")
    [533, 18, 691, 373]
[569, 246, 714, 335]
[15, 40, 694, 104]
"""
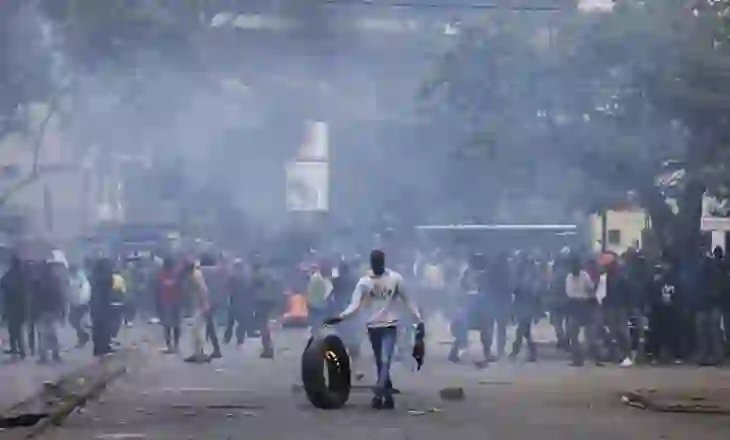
[619, 357, 634, 367]
[184, 353, 209, 364]
[382, 395, 395, 410]
[371, 396, 383, 410]
[260, 349, 274, 359]
[210, 351, 223, 359]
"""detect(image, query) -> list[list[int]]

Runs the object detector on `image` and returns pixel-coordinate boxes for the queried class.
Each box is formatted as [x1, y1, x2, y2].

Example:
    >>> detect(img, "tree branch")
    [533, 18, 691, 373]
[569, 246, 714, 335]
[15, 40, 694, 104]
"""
[0, 86, 65, 207]
[31, 94, 60, 175]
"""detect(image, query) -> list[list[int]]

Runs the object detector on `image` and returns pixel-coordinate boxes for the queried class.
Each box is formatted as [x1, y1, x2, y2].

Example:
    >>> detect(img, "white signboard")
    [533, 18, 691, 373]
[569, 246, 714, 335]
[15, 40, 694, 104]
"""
[285, 161, 329, 212]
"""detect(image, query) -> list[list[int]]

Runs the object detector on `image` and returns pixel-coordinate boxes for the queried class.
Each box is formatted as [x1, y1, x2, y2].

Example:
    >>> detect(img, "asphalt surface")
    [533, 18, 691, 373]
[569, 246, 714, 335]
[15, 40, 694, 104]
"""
[12, 321, 727, 440]
[0, 324, 148, 411]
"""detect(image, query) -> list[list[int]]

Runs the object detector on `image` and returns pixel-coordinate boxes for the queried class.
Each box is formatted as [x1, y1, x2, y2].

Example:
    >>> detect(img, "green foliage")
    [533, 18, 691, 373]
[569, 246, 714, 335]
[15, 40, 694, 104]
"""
[423, 0, 730, 217]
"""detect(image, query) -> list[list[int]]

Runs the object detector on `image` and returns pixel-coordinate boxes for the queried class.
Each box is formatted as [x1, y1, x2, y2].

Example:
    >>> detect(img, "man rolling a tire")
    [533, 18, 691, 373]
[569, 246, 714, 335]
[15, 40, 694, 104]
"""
[325, 250, 423, 410]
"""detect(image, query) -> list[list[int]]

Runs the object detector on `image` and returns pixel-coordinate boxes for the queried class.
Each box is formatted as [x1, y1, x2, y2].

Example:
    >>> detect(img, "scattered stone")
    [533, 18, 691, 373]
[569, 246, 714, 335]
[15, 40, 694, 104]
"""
[407, 410, 427, 416]
[242, 411, 258, 417]
[226, 413, 234, 418]
[291, 383, 303, 394]
[183, 410, 198, 417]
[439, 387, 465, 401]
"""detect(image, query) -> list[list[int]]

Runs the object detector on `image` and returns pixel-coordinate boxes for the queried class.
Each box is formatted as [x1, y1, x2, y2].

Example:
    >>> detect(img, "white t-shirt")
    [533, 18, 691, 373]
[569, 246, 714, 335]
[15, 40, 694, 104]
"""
[565, 271, 595, 300]
[340, 268, 421, 328]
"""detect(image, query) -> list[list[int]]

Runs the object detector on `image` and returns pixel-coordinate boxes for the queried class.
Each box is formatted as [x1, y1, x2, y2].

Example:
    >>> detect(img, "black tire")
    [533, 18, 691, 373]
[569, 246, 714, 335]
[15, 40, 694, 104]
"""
[301, 332, 352, 409]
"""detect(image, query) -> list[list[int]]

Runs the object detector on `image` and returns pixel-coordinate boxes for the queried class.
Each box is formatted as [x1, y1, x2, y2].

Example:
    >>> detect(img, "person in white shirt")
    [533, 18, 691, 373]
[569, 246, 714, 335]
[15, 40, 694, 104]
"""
[564, 257, 600, 366]
[67, 264, 91, 347]
[326, 249, 423, 410]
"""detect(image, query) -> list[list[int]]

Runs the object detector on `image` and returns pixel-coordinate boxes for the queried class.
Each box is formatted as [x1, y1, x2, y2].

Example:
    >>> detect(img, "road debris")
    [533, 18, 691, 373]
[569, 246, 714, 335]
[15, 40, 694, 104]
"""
[439, 387, 465, 401]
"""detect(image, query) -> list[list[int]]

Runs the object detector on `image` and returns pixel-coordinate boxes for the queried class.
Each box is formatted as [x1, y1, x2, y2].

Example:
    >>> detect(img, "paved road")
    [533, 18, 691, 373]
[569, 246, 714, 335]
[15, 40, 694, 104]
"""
[0, 324, 147, 411]
[25, 323, 730, 440]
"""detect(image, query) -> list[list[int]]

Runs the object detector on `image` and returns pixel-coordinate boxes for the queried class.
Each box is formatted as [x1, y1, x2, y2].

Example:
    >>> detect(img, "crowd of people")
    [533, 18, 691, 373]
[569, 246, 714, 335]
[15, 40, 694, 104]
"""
[416, 247, 730, 368]
[3, 241, 730, 371]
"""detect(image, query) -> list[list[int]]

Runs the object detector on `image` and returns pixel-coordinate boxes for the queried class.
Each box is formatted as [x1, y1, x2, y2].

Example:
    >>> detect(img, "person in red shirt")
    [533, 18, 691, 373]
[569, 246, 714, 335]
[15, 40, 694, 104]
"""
[157, 258, 182, 353]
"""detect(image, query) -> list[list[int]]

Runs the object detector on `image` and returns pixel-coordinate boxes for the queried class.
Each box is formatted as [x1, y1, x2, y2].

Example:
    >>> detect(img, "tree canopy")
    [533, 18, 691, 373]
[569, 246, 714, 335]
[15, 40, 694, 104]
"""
[423, 0, 730, 254]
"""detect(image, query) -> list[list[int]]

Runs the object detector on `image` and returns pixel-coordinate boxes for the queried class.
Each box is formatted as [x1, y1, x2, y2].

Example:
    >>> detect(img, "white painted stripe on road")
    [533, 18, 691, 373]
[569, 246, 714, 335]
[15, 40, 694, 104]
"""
[95, 434, 146, 440]
[160, 387, 244, 393]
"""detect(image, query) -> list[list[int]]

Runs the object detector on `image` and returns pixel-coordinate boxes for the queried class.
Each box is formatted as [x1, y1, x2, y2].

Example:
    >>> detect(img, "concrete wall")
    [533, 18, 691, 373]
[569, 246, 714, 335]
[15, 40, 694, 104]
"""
[589, 209, 648, 254]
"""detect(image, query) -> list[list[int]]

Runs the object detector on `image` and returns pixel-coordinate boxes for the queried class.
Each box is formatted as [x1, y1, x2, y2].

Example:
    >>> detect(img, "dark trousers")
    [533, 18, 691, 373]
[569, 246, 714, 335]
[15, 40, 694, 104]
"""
[550, 302, 569, 347]
[205, 308, 221, 354]
[124, 299, 136, 324]
[224, 308, 253, 345]
[695, 308, 723, 364]
[648, 304, 681, 361]
[603, 306, 631, 360]
[27, 321, 36, 355]
[92, 315, 111, 356]
[254, 300, 274, 353]
[161, 305, 181, 350]
[7, 318, 26, 356]
[511, 316, 536, 360]
[69, 304, 90, 345]
[721, 307, 730, 354]
[110, 305, 123, 339]
[450, 295, 506, 361]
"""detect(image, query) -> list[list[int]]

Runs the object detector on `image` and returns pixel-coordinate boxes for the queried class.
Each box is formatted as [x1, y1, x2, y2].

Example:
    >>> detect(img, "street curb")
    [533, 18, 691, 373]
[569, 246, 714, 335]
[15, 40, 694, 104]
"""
[0, 328, 153, 437]
[23, 364, 129, 439]
[621, 391, 730, 415]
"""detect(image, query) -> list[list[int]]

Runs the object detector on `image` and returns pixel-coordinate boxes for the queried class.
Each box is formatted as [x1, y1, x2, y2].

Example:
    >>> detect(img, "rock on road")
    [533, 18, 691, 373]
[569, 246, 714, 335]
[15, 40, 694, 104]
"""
[33, 325, 730, 440]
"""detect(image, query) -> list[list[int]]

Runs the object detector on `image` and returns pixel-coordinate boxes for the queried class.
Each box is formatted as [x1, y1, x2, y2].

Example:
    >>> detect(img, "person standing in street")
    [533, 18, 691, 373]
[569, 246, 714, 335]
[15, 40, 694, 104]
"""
[157, 257, 183, 353]
[1, 254, 29, 360]
[565, 256, 600, 367]
[325, 249, 423, 410]
[223, 259, 253, 347]
[250, 254, 278, 359]
[36, 262, 65, 363]
[67, 264, 91, 347]
[306, 262, 332, 328]
[91, 258, 115, 357]
[182, 260, 212, 363]
[198, 254, 223, 359]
